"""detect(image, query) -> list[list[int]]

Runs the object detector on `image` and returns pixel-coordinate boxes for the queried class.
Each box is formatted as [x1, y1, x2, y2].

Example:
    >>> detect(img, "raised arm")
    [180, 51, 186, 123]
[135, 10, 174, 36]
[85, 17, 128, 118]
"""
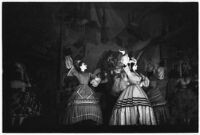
[139, 74, 150, 87]
[123, 66, 141, 84]
[65, 56, 79, 78]
[67, 66, 79, 78]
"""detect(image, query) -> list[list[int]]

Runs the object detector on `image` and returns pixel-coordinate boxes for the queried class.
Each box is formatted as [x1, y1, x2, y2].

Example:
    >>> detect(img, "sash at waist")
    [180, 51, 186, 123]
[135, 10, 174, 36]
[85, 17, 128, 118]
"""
[69, 99, 99, 105]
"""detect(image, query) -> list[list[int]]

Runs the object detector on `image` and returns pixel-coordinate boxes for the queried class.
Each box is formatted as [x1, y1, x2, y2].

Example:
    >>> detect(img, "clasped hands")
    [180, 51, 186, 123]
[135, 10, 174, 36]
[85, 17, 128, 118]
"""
[90, 77, 101, 87]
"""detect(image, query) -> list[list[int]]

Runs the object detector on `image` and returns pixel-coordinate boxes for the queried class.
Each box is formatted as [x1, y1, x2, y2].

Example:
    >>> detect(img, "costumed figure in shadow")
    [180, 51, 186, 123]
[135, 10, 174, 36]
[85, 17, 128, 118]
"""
[9, 62, 41, 127]
[171, 74, 197, 125]
[170, 58, 197, 125]
[146, 66, 170, 125]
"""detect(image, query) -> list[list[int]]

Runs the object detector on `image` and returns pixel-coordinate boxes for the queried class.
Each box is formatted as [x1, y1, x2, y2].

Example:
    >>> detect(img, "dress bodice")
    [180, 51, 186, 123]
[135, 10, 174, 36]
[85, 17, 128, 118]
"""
[76, 73, 90, 85]
[112, 71, 149, 95]
[68, 67, 92, 85]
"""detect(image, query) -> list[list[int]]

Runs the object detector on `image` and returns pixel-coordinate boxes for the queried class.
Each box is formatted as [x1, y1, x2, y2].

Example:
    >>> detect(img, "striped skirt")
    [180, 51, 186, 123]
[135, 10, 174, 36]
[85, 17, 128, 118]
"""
[110, 85, 156, 125]
[147, 88, 170, 124]
[60, 84, 103, 125]
[152, 104, 170, 124]
[61, 99, 102, 125]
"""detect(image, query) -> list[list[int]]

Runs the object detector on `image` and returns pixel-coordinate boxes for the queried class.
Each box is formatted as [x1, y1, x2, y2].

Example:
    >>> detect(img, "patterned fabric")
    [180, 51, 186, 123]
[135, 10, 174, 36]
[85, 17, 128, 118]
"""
[61, 68, 102, 125]
[9, 64, 41, 120]
[147, 78, 169, 124]
[63, 102, 102, 125]
[110, 71, 156, 125]
[147, 87, 166, 106]
[114, 97, 151, 108]
[10, 90, 41, 118]
[156, 79, 168, 99]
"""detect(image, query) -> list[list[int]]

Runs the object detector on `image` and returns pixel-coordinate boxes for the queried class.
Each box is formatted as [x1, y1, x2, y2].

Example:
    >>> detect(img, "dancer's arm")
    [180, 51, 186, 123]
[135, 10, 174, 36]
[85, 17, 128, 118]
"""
[123, 66, 141, 84]
[90, 73, 101, 87]
[65, 56, 79, 78]
[139, 74, 150, 87]
[67, 66, 79, 78]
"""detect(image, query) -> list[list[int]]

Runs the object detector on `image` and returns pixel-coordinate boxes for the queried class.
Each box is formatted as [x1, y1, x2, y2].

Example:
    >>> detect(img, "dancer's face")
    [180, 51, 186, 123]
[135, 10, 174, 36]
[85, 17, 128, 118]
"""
[80, 62, 87, 72]
[157, 67, 164, 80]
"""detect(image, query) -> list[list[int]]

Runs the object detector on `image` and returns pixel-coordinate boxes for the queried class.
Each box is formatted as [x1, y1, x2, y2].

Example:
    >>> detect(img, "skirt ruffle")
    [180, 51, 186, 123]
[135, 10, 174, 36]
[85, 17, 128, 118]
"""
[61, 102, 102, 125]
[110, 85, 156, 125]
[110, 105, 156, 125]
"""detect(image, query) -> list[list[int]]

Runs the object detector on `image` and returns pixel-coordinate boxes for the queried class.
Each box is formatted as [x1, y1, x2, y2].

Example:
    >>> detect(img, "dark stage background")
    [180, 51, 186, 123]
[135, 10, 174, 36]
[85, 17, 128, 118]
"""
[2, 2, 198, 133]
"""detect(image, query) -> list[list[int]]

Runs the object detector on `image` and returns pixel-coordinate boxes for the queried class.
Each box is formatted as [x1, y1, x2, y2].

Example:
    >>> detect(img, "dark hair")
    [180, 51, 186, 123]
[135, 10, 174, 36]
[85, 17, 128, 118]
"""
[96, 50, 128, 80]
[74, 60, 86, 72]
[101, 50, 127, 77]
[109, 51, 125, 68]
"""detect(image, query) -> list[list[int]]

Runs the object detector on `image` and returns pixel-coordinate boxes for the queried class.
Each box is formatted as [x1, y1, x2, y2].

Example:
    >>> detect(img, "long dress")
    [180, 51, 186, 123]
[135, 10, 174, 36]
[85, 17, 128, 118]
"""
[109, 68, 156, 125]
[171, 78, 198, 124]
[9, 65, 41, 126]
[61, 68, 102, 125]
[146, 77, 170, 124]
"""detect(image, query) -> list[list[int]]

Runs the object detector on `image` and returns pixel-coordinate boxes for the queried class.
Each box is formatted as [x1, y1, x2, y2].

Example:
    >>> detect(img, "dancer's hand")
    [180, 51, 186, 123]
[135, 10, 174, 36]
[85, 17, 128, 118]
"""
[65, 56, 73, 69]
[140, 75, 149, 87]
[90, 77, 101, 87]
[129, 57, 137, 64]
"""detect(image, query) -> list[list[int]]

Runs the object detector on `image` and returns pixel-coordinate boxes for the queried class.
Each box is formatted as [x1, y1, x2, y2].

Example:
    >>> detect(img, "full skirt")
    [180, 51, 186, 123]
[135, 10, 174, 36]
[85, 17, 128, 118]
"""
[61, 85, 103, 125]
[110, 85, 156, 125]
